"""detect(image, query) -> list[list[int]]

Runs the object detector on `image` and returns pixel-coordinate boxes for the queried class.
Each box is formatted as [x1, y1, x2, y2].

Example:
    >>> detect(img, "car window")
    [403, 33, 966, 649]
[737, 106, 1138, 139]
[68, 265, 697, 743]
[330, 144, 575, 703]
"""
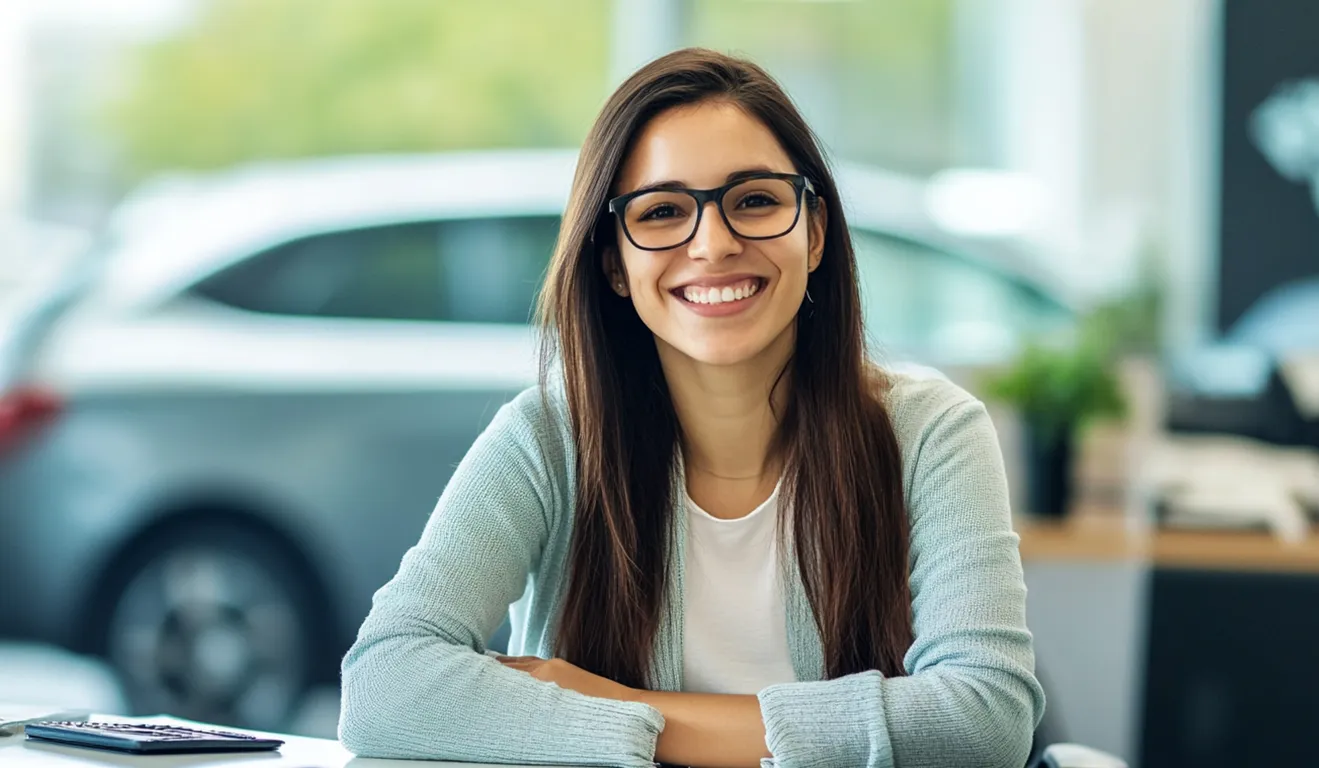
[191, 216, 559, 324]
[853, 230, 1069, 363]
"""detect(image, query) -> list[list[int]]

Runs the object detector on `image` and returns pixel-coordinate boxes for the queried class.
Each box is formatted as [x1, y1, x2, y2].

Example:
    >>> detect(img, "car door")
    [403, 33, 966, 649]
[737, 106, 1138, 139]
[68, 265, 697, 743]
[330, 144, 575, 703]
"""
[187, 214, 559, 641]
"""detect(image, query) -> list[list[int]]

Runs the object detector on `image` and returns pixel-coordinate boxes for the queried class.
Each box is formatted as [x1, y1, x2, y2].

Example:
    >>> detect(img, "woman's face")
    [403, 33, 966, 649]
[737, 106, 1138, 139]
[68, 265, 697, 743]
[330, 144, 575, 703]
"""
[607, 101, 825, 368]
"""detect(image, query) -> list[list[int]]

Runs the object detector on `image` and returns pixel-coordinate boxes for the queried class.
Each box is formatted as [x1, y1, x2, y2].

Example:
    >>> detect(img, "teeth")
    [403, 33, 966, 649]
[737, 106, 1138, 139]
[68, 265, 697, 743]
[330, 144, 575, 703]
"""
[682, 279, 760, 305]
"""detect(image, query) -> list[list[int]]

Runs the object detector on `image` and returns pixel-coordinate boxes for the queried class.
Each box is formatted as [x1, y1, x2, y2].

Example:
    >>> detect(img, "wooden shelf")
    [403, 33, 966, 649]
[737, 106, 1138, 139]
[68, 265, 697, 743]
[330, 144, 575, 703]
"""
[1017, 511, 1319, 574]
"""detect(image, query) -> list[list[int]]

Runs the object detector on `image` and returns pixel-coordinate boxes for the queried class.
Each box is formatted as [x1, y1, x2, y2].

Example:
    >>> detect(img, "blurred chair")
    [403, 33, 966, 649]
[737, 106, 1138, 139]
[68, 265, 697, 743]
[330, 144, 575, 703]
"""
[1038, 743, 1128, 768]
[1032, 694, 1129, 768]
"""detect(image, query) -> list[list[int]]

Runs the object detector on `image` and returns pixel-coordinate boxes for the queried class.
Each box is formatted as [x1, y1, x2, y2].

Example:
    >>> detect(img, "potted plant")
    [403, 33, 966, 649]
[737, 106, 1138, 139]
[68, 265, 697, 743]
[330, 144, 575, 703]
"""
[983, 247, 1165, 517]
[981, 336, 1127, 517]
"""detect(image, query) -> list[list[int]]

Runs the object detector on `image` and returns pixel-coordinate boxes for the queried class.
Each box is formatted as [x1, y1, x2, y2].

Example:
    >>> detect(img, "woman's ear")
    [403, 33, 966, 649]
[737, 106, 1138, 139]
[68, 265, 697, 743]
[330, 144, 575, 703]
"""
[807, 199, 827, 273]
[602, 247, 630, 297]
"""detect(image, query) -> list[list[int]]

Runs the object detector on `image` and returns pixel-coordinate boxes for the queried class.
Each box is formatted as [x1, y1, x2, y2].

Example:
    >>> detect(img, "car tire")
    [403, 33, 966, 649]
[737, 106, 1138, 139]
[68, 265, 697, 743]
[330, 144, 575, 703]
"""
[88, 519, 329, 730]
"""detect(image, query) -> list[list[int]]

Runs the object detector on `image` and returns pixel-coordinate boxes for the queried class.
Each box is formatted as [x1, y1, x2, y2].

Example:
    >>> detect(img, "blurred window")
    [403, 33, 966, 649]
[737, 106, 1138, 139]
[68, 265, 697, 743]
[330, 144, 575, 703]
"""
[192, 217, 558, 324]
[854, 230, 1068, 362]
[690, 1, 956, 174]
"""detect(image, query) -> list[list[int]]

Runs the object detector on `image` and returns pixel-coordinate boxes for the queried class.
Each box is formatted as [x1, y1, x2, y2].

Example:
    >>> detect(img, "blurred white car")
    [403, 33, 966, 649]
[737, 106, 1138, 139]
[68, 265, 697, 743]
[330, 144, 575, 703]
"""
[0, 149, 1074, 730]
[0, 218, 90, 331]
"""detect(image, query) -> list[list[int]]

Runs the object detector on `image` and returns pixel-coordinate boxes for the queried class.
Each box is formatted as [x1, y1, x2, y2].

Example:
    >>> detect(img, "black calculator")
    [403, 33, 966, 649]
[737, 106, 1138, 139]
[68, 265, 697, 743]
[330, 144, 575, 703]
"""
[24, 721, 285, 754]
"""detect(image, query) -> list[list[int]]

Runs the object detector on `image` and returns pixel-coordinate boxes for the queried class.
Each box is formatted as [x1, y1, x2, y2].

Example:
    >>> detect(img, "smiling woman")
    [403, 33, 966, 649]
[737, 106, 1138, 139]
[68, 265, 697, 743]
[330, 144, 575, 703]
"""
[339, 48, 1044, 768]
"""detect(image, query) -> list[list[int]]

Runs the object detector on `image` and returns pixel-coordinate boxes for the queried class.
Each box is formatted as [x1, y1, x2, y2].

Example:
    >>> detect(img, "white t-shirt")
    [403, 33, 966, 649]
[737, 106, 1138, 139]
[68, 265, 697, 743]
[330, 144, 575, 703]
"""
[682, 479, 798, 694]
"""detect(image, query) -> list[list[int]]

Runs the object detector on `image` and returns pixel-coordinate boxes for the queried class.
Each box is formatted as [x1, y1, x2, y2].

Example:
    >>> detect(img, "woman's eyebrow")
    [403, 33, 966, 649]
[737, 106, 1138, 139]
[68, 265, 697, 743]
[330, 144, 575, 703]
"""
[723, 166, 778, 183]
[627, 166, 782, 195]
[629, 179, 686, 195]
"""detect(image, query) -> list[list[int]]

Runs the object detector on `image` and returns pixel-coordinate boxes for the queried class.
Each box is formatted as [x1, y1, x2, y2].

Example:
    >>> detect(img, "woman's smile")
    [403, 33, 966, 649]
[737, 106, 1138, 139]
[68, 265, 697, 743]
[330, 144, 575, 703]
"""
[669, 275, 769, 317]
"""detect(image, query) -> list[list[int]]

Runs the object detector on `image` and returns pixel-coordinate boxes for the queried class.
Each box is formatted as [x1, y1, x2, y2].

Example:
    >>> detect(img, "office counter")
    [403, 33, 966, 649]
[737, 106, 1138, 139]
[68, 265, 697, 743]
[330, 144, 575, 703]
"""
[1017, 509, 1319, 768]
[1017, 510, 1319, 573]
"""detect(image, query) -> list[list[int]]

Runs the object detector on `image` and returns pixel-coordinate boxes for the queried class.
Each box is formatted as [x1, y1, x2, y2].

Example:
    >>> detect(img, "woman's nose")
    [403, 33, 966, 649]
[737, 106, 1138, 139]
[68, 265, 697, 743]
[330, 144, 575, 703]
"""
[685, 201, 742, 262]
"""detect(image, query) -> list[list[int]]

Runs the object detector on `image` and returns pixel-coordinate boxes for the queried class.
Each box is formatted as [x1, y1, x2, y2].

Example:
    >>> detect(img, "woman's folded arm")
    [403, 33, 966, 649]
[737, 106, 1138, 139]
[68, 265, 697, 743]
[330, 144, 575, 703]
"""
[756, 399, 1044, 768]
[339, 396, 664, 767]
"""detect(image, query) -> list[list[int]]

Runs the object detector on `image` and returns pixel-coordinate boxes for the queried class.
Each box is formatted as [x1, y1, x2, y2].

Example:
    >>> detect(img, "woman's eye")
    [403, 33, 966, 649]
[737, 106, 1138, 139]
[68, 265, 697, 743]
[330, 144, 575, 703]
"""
[737, 193, 780, 209]
[639, 204, 681, 221]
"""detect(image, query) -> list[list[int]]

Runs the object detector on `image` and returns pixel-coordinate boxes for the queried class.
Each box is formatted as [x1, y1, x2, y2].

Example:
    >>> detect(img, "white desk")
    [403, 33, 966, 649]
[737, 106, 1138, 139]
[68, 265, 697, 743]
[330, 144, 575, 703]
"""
[0, 715, 561, 768]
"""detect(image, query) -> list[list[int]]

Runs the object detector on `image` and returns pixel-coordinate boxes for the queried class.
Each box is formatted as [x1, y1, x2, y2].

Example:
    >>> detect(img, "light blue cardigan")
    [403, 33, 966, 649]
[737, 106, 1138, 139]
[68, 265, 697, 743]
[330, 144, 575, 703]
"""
[339, 370, 1044, 768]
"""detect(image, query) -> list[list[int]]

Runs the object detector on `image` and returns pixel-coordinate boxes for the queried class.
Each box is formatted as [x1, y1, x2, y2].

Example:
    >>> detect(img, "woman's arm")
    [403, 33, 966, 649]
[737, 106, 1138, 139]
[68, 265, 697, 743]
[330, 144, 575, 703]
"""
[755, 398, 1045, 768]
[338, 392, 663, 768]
[498, 656, 771, 768]
[636, 691, 770, 768]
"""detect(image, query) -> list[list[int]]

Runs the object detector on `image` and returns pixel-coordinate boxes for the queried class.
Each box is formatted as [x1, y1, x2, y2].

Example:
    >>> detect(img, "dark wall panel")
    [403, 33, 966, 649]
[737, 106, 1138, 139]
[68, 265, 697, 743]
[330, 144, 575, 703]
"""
[1217, 1, 1319, 331]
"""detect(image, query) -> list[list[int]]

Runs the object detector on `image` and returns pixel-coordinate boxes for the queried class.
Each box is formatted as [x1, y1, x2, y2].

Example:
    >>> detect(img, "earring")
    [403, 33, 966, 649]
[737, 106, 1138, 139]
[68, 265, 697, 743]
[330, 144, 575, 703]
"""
[805, 289, 815, 304]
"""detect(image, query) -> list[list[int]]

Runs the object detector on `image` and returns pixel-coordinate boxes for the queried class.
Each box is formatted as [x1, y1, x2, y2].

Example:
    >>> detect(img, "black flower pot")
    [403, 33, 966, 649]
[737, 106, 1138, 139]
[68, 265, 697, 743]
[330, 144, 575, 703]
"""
[1023, 421, 1075, 517]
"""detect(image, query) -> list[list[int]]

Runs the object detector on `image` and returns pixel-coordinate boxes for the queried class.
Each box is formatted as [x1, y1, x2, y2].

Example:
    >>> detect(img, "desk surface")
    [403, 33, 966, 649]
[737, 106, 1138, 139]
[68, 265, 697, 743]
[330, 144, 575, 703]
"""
[1017, 510, 1319, 574]
[0, 716, 570, 768]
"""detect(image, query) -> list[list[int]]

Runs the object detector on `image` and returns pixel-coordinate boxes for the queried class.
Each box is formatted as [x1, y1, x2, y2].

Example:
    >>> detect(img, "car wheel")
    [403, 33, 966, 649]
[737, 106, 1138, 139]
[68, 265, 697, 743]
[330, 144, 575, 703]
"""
[92, 521, 326, 730]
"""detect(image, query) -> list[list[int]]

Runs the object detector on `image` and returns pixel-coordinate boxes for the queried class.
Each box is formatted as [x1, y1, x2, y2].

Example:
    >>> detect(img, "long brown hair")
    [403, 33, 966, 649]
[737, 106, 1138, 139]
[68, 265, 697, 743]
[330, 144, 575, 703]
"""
[538, 48, 912, 688]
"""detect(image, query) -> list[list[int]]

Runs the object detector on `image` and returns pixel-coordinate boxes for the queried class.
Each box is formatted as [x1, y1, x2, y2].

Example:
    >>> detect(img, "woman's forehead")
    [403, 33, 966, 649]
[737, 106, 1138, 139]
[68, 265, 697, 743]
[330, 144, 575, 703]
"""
[616, 102, 796, 193]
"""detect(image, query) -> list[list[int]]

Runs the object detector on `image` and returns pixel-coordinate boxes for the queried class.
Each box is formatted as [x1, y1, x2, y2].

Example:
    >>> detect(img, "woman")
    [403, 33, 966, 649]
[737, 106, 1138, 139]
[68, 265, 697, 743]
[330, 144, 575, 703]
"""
[340, 48, 1043, 768]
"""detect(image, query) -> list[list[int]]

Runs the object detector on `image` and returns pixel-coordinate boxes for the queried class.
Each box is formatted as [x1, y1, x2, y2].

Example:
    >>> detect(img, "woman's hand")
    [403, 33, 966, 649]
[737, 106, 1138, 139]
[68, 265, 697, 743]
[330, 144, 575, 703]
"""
[496, 655, 638, 702]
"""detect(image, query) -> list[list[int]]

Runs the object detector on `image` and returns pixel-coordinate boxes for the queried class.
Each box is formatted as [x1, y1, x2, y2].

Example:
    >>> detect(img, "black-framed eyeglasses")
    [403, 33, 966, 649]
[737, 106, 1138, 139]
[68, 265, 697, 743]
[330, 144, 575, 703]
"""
[606, 172, 815, 252]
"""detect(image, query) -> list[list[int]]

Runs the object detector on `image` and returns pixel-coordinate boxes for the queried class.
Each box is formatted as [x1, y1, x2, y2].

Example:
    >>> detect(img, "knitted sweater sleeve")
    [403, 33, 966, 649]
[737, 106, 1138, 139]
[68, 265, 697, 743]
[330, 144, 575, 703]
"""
[757, 395, 1045, 768]
[339, 395, 664, 767]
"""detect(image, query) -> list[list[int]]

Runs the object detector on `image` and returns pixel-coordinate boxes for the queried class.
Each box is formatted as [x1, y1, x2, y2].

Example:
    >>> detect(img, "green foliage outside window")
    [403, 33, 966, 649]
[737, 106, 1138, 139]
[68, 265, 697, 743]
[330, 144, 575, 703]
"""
[103, 0, 959, 179]
[104, 0, 611, 177]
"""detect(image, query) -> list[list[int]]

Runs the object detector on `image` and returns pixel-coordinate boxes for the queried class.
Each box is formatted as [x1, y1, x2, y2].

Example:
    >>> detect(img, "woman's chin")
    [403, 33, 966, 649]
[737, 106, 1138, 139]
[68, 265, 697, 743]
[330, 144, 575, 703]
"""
[648, 307, 798, 369]
[689, 348, 759, 367]
[666, 332, 788, 369]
